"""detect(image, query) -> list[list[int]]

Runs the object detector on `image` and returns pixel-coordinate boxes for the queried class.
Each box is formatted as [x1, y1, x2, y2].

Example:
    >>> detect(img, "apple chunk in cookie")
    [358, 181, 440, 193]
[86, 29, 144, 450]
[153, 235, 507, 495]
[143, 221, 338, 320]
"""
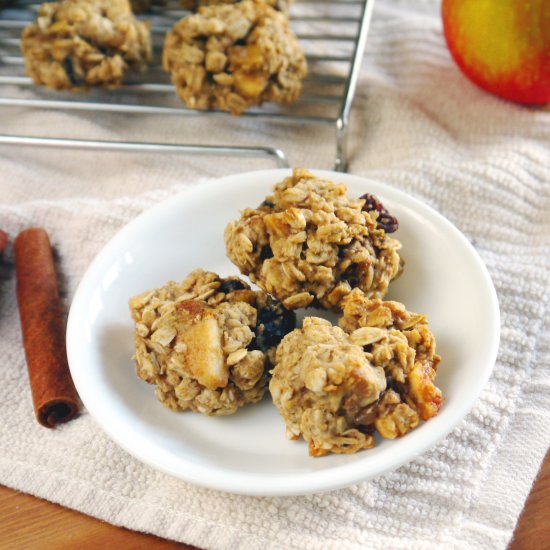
[129, 269, 295, 416]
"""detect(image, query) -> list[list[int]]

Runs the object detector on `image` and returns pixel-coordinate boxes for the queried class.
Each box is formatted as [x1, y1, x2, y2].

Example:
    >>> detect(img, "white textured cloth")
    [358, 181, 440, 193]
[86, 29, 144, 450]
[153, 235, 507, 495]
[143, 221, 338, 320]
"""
[1, 1, 549, 549]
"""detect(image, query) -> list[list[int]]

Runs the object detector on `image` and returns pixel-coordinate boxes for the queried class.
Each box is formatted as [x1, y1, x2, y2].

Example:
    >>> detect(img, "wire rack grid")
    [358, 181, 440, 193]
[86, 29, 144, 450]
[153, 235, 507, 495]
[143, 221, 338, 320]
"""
[0, 0, 373, 171]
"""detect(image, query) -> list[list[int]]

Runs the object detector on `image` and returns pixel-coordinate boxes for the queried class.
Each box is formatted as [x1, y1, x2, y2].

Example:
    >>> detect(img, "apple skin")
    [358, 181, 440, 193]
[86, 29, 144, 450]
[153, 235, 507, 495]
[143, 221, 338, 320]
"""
[442, 0, 550, 105]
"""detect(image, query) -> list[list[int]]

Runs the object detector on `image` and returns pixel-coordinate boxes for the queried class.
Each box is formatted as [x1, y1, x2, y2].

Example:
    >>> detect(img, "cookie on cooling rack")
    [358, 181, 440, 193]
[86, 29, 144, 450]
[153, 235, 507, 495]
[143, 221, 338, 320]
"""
[129, 269, 296, 416]
[21, 0, 152, 91]
[162, 0, 307, 115]
[224, 168, 403, 311]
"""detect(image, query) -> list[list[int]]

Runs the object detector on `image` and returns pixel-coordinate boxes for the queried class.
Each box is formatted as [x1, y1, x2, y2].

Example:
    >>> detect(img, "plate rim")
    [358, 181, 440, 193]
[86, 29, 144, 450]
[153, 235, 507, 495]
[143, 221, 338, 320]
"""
[66, 168, 501, 496]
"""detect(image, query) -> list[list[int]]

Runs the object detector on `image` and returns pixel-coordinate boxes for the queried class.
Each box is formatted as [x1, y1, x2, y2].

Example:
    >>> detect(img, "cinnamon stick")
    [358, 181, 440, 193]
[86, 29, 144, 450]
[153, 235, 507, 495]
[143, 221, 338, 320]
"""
[14, 228, 80, 428]
[0, 230, 7, 254]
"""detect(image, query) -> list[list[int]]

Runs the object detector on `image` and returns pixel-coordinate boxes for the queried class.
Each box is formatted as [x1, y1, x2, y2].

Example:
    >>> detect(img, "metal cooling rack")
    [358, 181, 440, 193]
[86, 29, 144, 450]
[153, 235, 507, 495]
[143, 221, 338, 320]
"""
[0, 0, 373, 171]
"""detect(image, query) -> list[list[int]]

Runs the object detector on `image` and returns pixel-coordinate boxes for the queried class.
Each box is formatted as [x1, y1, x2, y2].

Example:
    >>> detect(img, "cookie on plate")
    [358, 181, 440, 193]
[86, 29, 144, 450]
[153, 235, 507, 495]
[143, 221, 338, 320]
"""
[162, 0, 307, 114]
[224, 168, 403, 310]
[269, 317, 388, 456]
[129, 269, 295, 416]
[21, 0, 151, 91]
[269, 294, 443, 456]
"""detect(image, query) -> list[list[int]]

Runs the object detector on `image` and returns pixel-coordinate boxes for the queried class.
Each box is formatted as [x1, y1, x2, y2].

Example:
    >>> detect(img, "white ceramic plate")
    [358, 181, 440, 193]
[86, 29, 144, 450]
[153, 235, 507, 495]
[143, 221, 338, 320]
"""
[66, 169, 500, 496]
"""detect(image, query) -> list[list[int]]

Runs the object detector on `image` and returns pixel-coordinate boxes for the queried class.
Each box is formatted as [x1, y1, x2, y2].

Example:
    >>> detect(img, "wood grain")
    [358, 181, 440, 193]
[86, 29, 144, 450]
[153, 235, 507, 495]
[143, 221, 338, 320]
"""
[508, 449, 550, 550]
[0, 485, 199, 550]
[0, 449, 547, 549]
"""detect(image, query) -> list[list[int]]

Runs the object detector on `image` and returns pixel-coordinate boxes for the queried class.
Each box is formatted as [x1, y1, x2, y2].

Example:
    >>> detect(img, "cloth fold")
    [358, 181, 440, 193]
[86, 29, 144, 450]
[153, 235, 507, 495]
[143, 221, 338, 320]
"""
[1, 1, 549, 548]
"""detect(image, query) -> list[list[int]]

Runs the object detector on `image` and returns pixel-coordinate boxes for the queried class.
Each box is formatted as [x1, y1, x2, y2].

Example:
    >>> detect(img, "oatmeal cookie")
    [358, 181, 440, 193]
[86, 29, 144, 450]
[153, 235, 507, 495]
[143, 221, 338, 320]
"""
[339, 289, 443, 425]
[269, 318, 387, 456]
[129, 269, 295, 416]
[270, 296, 443, 456]
[162, 1, 307, 115]
[224, 169, 403, 311]
[21, 0, 152, 91]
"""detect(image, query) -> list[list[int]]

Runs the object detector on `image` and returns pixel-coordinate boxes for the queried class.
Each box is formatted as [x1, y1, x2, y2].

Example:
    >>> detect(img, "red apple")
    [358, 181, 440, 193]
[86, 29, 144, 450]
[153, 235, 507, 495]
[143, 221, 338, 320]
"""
[442, 0, 550, 104]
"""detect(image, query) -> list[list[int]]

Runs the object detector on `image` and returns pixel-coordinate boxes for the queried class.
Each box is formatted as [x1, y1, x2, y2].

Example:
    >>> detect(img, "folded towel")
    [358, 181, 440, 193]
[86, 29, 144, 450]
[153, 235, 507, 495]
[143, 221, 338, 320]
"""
[1, 1, 549, 548]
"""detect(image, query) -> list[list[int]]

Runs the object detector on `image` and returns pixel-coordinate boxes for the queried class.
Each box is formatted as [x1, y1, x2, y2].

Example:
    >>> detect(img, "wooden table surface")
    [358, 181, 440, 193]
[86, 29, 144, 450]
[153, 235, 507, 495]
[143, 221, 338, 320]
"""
[0, 451, 548, 550]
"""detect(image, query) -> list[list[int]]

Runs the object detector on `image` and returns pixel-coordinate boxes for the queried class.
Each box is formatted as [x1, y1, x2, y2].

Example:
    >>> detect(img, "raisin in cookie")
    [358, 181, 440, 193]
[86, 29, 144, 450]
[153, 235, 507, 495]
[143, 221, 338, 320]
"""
[339, 289, 443, 426]
[224, 168, 403, 310]
[269, 317, 388, 456]
[129, 269, 295, 416]
[21, 0, 151, 91]
[162, 0, 307, 115]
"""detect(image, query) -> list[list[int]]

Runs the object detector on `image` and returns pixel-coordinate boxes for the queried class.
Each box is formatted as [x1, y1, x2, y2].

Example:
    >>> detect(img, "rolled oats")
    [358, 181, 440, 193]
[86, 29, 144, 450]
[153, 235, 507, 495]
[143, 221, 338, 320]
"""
[162, 1, 307, 115]
[225, 169, 403, 310]
[129, 269, 295, 416]
[21, 0, 152, 91]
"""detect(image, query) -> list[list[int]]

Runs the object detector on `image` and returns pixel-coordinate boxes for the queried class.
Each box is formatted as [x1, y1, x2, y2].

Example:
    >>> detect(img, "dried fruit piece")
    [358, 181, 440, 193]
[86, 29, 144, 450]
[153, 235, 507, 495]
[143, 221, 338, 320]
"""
[218, 278, 247, 293]
[253, 297, 296, 353]
[184, 313, 226, 388]
[360, 193, 399, 233]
